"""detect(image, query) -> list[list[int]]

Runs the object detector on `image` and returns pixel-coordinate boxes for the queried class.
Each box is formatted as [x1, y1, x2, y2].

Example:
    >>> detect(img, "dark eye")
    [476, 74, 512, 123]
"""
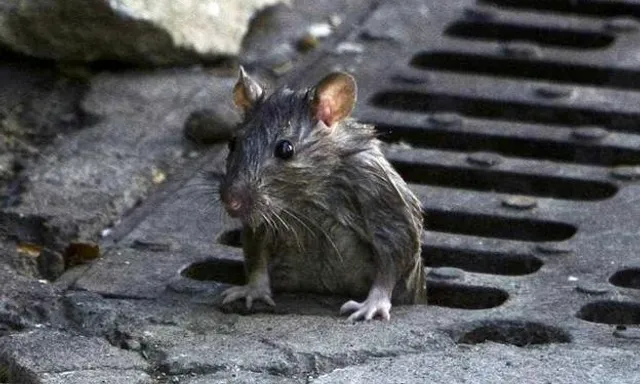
[274, 140, 294, 160]
[228, 137, 236, 152]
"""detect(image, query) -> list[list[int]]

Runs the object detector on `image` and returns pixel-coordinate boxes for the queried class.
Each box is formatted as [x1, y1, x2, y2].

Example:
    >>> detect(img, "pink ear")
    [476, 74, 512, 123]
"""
[315, 96, 337, 126]
[312, 72, 357, 128]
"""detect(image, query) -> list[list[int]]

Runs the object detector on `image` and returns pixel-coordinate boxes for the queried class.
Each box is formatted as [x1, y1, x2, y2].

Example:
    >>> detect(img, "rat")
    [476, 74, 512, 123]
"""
[219, 67, 427, 321]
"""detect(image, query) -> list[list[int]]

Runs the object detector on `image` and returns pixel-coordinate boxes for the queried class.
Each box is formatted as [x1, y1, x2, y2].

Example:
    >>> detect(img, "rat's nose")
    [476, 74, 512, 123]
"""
[225, 197, 244, 217]
[220, 183, 252, 218]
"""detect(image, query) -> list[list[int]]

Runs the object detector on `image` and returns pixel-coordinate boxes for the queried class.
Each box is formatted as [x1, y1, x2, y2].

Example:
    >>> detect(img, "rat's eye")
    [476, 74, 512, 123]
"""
[274, 140, 294, 160]
[228, 138, 236, 152]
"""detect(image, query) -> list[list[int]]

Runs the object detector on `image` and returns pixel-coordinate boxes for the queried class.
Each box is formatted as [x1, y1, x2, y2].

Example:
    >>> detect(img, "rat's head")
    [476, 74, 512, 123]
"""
[220, 67, 359, 227]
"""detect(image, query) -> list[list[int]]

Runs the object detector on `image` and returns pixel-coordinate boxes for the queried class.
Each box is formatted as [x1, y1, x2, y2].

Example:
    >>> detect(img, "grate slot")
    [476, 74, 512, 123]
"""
[424, 209, 576, 242]
[576, 301, 640, 324]
[378, 123, 640, 166]
[392, 160, 617, 201]
[181, 258, 245, 285]
[445, 21, 614, 49]
[422, 245, 543, 275]
[479, 0, 640, 19]
[410, 52, 640, 91]
[371, 91, 640, 133]
[456, 320, 572, 346]
[427, 281, 509, 309]
[609, 268, 640, 289]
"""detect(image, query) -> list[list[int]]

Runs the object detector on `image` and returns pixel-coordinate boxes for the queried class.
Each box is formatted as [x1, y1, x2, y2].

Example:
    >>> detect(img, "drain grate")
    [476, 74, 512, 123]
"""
[74, 0, 640, 350]
[274, 0, 640, 343]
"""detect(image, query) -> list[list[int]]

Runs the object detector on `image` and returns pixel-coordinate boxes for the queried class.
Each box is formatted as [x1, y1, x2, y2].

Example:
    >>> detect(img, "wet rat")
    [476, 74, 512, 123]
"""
[219, 67, 427, 321]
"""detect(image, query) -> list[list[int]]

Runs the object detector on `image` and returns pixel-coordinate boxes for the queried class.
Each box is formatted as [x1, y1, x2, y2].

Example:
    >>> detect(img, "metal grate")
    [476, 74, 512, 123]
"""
[274, 0, 640, 344]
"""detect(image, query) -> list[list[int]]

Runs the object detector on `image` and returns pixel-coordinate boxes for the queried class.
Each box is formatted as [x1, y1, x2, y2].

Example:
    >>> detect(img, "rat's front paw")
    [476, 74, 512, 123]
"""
[221, 284, 276, 309]
[339, 296, 392, 322]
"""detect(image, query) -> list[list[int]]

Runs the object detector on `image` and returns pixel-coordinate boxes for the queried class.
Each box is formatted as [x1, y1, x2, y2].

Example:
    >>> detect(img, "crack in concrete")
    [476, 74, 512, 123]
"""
[256, 334, 453, 380]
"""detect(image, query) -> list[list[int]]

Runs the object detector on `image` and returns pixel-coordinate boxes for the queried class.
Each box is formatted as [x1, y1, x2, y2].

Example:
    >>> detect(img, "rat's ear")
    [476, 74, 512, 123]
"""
[312, 72, 357, 128]
[233, 66, 264, 113]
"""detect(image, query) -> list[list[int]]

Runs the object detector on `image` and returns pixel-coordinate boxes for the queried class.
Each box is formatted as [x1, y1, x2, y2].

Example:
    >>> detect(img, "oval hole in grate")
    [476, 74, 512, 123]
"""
[424, 210, 576, 242]
[370, 91, 640, 134]
[478, 0, 640, 19]
[181, 259, 245, 285]
[609, 268, 640, 290]
[456, 320, 572, 346]
[445, 21, 613, 49]
[576, 301, 640, 324]
[218, 228, 242, 247]
[410, 52, 638, 91]
[427, 281, 508, 309]
[376, 124, 640, 166]
[423, 246, 543, 276]
[391, 160, 618, 201]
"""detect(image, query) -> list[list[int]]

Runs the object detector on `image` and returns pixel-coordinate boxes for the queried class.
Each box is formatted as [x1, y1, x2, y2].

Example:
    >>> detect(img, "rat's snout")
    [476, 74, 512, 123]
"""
[220, 182, 253, 219]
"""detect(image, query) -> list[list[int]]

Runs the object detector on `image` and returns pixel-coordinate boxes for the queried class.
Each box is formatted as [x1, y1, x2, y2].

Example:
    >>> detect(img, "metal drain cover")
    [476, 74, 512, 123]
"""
[74, 0, 640, 352]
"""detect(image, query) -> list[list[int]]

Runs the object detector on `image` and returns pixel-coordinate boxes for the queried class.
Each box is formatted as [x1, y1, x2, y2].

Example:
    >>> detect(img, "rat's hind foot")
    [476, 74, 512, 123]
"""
[221, 284, 276, 309]
[339, 294, 392, 322]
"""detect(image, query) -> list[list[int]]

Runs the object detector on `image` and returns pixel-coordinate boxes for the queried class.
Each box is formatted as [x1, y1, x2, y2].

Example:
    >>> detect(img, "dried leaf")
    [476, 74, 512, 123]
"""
[65, 242, 100, 267]
[16, 243, 42, 257]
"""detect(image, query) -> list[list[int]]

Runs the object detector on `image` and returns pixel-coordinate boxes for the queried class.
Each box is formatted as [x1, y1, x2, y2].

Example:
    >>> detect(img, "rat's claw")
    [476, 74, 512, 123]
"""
[339, 296, 392, 322]
[221, 284, 275, 309]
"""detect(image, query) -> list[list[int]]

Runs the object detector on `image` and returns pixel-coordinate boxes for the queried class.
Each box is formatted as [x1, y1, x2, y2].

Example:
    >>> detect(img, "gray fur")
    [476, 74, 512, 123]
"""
[221, 82, 426, 306]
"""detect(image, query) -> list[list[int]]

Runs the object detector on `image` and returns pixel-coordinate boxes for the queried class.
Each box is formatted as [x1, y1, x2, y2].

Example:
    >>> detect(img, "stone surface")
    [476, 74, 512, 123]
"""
[312, 343, 640, 384]
[0, 329, 148, 383]
[5, 69, 238, 251]
[0, 264, 64, 335]
[0, 0, 288, 65]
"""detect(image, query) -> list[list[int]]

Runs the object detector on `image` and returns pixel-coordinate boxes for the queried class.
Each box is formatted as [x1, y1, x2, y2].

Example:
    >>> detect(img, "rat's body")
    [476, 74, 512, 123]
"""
[220, 68, 426, 321]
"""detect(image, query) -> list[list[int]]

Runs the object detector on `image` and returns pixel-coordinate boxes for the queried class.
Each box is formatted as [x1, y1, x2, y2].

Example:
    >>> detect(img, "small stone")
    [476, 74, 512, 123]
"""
[576, 282, 611, 295]
[335, 42, 364, 55]
[567, 276, 579, 282]
[571, 126, 609, 141]
[427, 112, 462, 127]
[152, 168, 166, 184]
[428, 267, 464, 280]
[533, 85, 574, 99]
[467, 152, 502, 167]
[502, 195, 537, 210]
[605, 17, 640, 33]
[307, 23, 333, 38]
[500, 42, 542, 58]
[329, 14, 342, 27]
[611, 166, 640, 181]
